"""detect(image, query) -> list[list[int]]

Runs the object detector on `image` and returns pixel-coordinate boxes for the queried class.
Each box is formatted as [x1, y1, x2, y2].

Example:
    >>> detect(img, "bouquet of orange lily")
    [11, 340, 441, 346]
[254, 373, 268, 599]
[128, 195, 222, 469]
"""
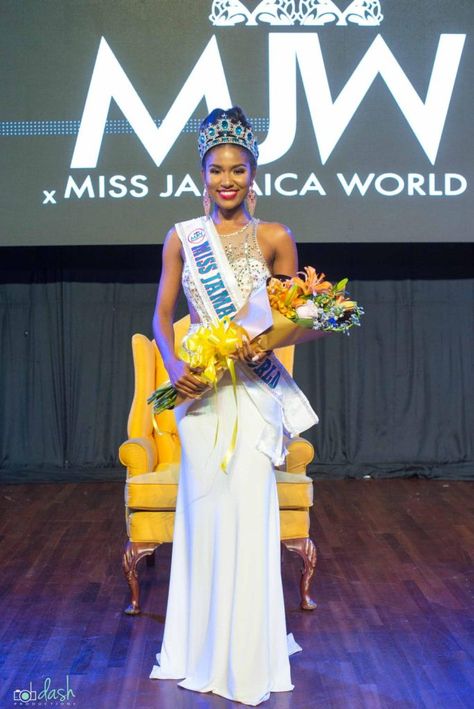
[148, 267, 363, 416]
[254, 266, 363, 351]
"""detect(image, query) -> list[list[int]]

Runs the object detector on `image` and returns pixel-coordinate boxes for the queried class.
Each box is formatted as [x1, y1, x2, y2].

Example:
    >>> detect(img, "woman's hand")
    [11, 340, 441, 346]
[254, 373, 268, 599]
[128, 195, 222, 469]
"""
[231, 336, 270, 365]
[166, 358, 209, 399]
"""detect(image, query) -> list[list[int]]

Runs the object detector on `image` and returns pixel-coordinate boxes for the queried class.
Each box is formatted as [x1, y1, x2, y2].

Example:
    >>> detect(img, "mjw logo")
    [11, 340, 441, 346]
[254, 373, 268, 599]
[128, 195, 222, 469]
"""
[71, 31, 465, 169]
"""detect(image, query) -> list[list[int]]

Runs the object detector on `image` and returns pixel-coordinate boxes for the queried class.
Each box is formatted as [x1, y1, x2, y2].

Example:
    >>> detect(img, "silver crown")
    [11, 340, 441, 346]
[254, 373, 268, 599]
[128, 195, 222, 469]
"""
[198, 114, 259, 161]
[209, 0, 383, 27]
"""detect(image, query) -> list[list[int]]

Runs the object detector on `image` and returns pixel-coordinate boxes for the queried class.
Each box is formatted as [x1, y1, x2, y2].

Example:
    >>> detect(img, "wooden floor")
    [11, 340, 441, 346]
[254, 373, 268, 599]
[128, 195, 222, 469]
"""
[0, 479, 472, 708]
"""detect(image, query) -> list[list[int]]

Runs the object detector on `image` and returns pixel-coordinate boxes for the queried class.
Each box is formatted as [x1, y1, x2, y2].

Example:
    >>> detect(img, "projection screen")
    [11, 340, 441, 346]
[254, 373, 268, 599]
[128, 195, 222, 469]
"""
[1, 0, 472, 245]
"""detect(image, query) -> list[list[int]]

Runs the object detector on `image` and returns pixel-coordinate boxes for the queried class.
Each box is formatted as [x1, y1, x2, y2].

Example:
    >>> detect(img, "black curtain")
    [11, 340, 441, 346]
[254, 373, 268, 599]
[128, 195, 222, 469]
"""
[1, 244, 472, 481]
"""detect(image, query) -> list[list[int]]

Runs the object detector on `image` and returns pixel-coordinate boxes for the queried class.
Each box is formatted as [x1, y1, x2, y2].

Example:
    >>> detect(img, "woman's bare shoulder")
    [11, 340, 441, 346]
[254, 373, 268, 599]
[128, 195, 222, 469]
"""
[162, 226, 183, 261]
[163, 226, 181, 248]
[257, 220, 295, 244]
[164, 225, 178, 242]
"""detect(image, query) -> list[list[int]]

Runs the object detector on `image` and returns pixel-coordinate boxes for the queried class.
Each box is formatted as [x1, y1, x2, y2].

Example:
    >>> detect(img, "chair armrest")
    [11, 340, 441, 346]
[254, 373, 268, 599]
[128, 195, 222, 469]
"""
[119, 436, 158, 477]
[285, 437, 315, 474]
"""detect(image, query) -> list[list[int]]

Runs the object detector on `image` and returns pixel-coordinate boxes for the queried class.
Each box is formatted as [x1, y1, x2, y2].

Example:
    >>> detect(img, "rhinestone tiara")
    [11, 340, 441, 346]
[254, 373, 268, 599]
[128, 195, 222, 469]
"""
[198, 114, 259, 162]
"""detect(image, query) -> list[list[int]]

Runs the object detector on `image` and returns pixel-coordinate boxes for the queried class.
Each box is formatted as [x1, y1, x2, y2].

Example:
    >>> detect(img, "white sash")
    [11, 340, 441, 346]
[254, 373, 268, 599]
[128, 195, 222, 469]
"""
[176, 216, 318, 464]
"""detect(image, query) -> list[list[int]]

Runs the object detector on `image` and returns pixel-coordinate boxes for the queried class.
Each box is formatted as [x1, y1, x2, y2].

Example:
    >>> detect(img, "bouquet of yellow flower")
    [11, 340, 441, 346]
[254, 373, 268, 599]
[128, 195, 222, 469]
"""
[147, 317, 248, 415]
[254, 267, 363, 351]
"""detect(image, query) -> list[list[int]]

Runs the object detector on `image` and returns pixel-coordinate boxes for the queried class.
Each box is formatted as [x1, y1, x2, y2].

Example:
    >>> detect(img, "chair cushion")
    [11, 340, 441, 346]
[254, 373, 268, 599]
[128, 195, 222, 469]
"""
[126, 465, 313, 511]
[125, 463, 179, 510]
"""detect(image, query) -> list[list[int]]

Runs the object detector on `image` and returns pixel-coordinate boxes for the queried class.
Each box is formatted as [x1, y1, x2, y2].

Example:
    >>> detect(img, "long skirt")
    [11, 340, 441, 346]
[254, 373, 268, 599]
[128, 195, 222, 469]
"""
[149, 371, 301, 706]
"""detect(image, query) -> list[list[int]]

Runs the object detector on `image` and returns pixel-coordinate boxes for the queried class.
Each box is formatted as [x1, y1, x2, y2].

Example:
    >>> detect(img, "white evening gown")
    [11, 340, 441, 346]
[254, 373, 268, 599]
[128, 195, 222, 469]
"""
[150, 222, 302, 704]
[149, 368, 302, 705]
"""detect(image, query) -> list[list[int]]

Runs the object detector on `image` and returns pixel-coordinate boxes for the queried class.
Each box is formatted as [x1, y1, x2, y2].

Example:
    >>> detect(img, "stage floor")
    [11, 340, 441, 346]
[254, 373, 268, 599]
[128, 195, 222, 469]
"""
[0, 479, 472, 708]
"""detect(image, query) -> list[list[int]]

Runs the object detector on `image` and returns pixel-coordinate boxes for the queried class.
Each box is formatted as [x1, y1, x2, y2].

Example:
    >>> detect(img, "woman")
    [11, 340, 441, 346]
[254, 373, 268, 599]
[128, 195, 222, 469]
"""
[149, 107, 318, 705]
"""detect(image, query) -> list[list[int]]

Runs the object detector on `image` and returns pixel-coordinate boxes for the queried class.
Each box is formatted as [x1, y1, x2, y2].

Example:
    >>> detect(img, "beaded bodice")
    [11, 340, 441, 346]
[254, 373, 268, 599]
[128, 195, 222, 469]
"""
[182, 219, 271, 324]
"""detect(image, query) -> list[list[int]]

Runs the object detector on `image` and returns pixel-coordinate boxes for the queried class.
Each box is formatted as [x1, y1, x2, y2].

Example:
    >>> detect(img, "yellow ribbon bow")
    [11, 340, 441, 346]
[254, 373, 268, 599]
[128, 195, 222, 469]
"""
[179, 317, 249, 472]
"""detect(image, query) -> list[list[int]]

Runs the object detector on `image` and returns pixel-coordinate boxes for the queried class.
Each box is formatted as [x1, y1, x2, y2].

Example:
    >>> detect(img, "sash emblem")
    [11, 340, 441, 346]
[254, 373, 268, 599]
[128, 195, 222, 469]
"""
[187, 228, 206, 245]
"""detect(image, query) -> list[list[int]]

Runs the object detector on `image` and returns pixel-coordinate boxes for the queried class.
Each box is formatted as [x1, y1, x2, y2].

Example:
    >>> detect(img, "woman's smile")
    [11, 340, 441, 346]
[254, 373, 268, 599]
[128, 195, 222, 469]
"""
[218, 189, 239, 200]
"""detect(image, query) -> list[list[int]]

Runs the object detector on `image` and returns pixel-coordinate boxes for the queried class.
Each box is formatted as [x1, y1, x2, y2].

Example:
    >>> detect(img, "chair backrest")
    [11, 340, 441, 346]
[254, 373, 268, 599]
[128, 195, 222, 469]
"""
[128, 316, 295, 469]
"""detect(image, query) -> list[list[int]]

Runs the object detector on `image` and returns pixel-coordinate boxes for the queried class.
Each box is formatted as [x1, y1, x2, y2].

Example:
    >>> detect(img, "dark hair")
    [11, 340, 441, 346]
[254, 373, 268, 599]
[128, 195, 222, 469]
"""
[199, 106, 257, 169]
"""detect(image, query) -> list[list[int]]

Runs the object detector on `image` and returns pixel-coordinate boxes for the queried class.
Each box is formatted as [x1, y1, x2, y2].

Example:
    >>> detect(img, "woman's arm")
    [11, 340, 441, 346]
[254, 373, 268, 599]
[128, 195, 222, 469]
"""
[152, 229, 208, 399]
[269, 223, 298, 277]
[235, 223, 299, 364]
[152, 228, 181, 371]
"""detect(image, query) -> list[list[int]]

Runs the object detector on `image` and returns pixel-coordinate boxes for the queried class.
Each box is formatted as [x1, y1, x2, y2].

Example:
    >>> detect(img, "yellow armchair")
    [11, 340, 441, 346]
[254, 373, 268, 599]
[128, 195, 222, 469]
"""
[120, 317, 318, 614]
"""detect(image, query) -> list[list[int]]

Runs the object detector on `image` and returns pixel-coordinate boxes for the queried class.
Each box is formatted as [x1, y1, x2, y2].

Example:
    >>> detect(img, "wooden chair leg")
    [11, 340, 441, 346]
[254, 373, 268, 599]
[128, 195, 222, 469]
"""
[282, 537, 318, 610]
[122, 540, 160, 615]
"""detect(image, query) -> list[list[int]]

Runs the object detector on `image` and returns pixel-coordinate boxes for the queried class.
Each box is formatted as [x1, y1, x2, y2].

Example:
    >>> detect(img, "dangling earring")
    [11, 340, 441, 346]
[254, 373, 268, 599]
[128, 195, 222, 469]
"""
[246, 183, 257, 217]
[202, 187, 211, 217]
